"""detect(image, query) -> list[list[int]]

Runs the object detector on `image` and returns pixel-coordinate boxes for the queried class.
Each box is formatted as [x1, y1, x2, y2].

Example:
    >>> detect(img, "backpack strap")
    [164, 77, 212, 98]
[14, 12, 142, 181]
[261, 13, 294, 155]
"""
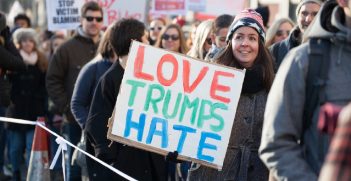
[303, 38, 331, 132]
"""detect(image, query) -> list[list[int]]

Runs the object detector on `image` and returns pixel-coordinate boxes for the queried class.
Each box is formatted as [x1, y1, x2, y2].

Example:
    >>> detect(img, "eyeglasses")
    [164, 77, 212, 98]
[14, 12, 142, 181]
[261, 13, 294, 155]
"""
[276, 30, 290, 37]
[150, 26, 163, 31]
[162, 34, 179, 41]
[205, 38, 212, 45]
[84, 16, 103, 22]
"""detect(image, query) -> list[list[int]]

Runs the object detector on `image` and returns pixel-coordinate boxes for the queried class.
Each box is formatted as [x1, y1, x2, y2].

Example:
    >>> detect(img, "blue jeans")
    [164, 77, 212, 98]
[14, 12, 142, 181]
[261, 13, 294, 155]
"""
[62, 122, 81, 181]
[8, 129, 34, 172]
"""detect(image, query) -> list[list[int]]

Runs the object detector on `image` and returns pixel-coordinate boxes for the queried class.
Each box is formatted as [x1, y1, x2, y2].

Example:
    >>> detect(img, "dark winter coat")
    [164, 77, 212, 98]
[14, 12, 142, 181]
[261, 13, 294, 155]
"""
[71, 57, 113, 129]
[188, 90, 269, 181]
[0, 44, 25, 72]
[7, 51, 47, 131]
[85, 61, 167, 181]
[46, 27, 99, 122]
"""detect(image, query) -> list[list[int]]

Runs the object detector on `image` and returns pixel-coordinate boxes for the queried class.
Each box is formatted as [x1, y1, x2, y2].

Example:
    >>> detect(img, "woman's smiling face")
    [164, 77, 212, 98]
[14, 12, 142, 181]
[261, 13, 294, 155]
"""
[231, 26, 259, 68]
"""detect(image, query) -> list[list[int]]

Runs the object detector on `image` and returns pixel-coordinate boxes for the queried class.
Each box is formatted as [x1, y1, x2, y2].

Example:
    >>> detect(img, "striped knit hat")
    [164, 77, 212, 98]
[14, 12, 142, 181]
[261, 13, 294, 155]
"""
[226, 9, 266, 43]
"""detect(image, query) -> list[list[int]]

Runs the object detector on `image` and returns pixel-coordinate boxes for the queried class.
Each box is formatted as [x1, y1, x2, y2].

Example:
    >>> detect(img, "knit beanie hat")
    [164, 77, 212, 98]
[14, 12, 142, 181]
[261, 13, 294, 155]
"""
[0, 12, 6, 33]
[226, 9, 266, 43]
[295, 0, 322, 17]
[13, 28, 38, 46]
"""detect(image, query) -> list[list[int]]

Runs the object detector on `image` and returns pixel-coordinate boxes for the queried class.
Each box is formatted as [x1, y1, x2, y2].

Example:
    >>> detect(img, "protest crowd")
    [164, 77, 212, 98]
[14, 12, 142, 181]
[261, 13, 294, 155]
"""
[0, 0, 351, 180]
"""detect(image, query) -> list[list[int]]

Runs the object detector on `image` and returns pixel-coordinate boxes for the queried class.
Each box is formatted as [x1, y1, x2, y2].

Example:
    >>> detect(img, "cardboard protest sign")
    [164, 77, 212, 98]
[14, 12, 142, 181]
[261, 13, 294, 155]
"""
[46, 0, 84, 31]
[107, 41, 245, 169]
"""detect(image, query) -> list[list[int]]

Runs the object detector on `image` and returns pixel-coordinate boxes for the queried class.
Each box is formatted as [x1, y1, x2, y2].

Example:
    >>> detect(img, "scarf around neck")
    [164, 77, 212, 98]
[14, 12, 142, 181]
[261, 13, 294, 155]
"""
[20, 49, 38, 66]
[241, 65, 265, 94]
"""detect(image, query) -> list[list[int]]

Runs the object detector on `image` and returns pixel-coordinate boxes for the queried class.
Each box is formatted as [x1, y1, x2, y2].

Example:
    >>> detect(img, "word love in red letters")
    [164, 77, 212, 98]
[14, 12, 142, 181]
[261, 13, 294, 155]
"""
[133, 45, 235, 104]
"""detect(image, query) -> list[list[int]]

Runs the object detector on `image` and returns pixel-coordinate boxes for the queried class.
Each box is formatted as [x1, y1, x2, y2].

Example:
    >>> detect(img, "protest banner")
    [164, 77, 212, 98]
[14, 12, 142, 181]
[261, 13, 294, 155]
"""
[46, 0, 148, 30]
[187, 0, 206, 12]
[195, 0, 246, 20]
[88, 0, 148, 25]
[46, 0, 84, 31]
[107, 41, 245, 169]
[151, 0, 187, 15]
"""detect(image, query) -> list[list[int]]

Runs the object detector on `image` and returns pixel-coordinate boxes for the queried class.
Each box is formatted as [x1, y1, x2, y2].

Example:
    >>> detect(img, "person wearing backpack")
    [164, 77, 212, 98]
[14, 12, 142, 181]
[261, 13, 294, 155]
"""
[259, 0, 351, 180]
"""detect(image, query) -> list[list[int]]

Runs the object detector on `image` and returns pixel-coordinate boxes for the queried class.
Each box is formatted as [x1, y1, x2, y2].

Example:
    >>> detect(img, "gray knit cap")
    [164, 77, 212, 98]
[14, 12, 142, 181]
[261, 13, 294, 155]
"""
[296, 0, 322, 17]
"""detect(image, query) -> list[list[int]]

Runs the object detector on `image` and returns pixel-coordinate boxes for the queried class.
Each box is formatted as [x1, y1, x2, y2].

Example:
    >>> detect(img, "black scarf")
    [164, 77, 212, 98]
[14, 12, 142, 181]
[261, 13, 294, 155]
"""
[241, 65, 265, 94]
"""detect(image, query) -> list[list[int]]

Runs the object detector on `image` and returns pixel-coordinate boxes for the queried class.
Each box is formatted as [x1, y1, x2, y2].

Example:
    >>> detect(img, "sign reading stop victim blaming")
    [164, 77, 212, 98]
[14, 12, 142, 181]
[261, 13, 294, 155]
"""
[108, 41, 245, 169]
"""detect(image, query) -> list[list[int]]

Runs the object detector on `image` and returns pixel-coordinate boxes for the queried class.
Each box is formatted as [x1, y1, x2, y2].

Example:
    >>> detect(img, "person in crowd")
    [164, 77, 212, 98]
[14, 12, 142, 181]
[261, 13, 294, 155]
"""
[265, 18, 294, 47]
[319, 102, 351, 181]
[187, 19, 214, 61]
[38, 30, 54, 60]
[213, 14, 234, 48]
[205, 14, 234, 61]
[85, 18, 167, 180]
[0, 11, 24, 181]
[188, 9, 274, 181]
[155, 23, 188, 54]
[270, 0, 322, 70]
[0, 13, 24, 72]
[148, 17, 166, 45]
[43, 32, 67, 181]
[71, 25, 116, 180]
[14, 14, 31, 28]
[7, 28, 48, 181]
[46, 1, 103, 180]
[49, 34, 66, 58]
[186, 20, 200, 49]
[259, 0, 351, 180]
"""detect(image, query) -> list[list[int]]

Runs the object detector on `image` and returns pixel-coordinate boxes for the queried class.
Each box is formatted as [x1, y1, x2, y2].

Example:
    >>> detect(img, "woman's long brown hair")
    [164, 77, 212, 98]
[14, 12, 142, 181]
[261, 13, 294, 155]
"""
[216, 40, 275, 92]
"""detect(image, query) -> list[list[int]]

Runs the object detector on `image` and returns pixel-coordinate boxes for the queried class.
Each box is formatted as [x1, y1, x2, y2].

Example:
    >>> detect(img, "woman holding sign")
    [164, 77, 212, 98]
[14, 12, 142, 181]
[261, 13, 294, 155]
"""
[85, 19, 167, 180]
[188, 9, 274, 181]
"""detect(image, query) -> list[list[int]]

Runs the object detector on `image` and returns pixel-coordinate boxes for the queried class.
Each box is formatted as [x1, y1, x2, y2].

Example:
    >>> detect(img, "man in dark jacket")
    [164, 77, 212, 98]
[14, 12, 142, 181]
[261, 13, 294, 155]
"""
[260, 0, 351, 180]
[46, 1, 103, 180]
[270, 0, 322, 70]
[85, 18, 167, 181]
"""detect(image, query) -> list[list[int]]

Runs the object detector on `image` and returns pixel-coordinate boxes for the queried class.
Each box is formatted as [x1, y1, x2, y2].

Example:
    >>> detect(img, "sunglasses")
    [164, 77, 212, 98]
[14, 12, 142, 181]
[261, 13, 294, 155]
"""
[84, 16, 103, 22]
[205, 38, 212, 45]
[150, 26, 163, 31]
[276, 30, 290, 37]
[162, 34, 179, 41]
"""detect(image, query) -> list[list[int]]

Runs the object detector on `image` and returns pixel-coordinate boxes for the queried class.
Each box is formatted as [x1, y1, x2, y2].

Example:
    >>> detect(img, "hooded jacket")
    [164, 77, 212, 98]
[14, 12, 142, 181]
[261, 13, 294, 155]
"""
[259, 1, 351, 181]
